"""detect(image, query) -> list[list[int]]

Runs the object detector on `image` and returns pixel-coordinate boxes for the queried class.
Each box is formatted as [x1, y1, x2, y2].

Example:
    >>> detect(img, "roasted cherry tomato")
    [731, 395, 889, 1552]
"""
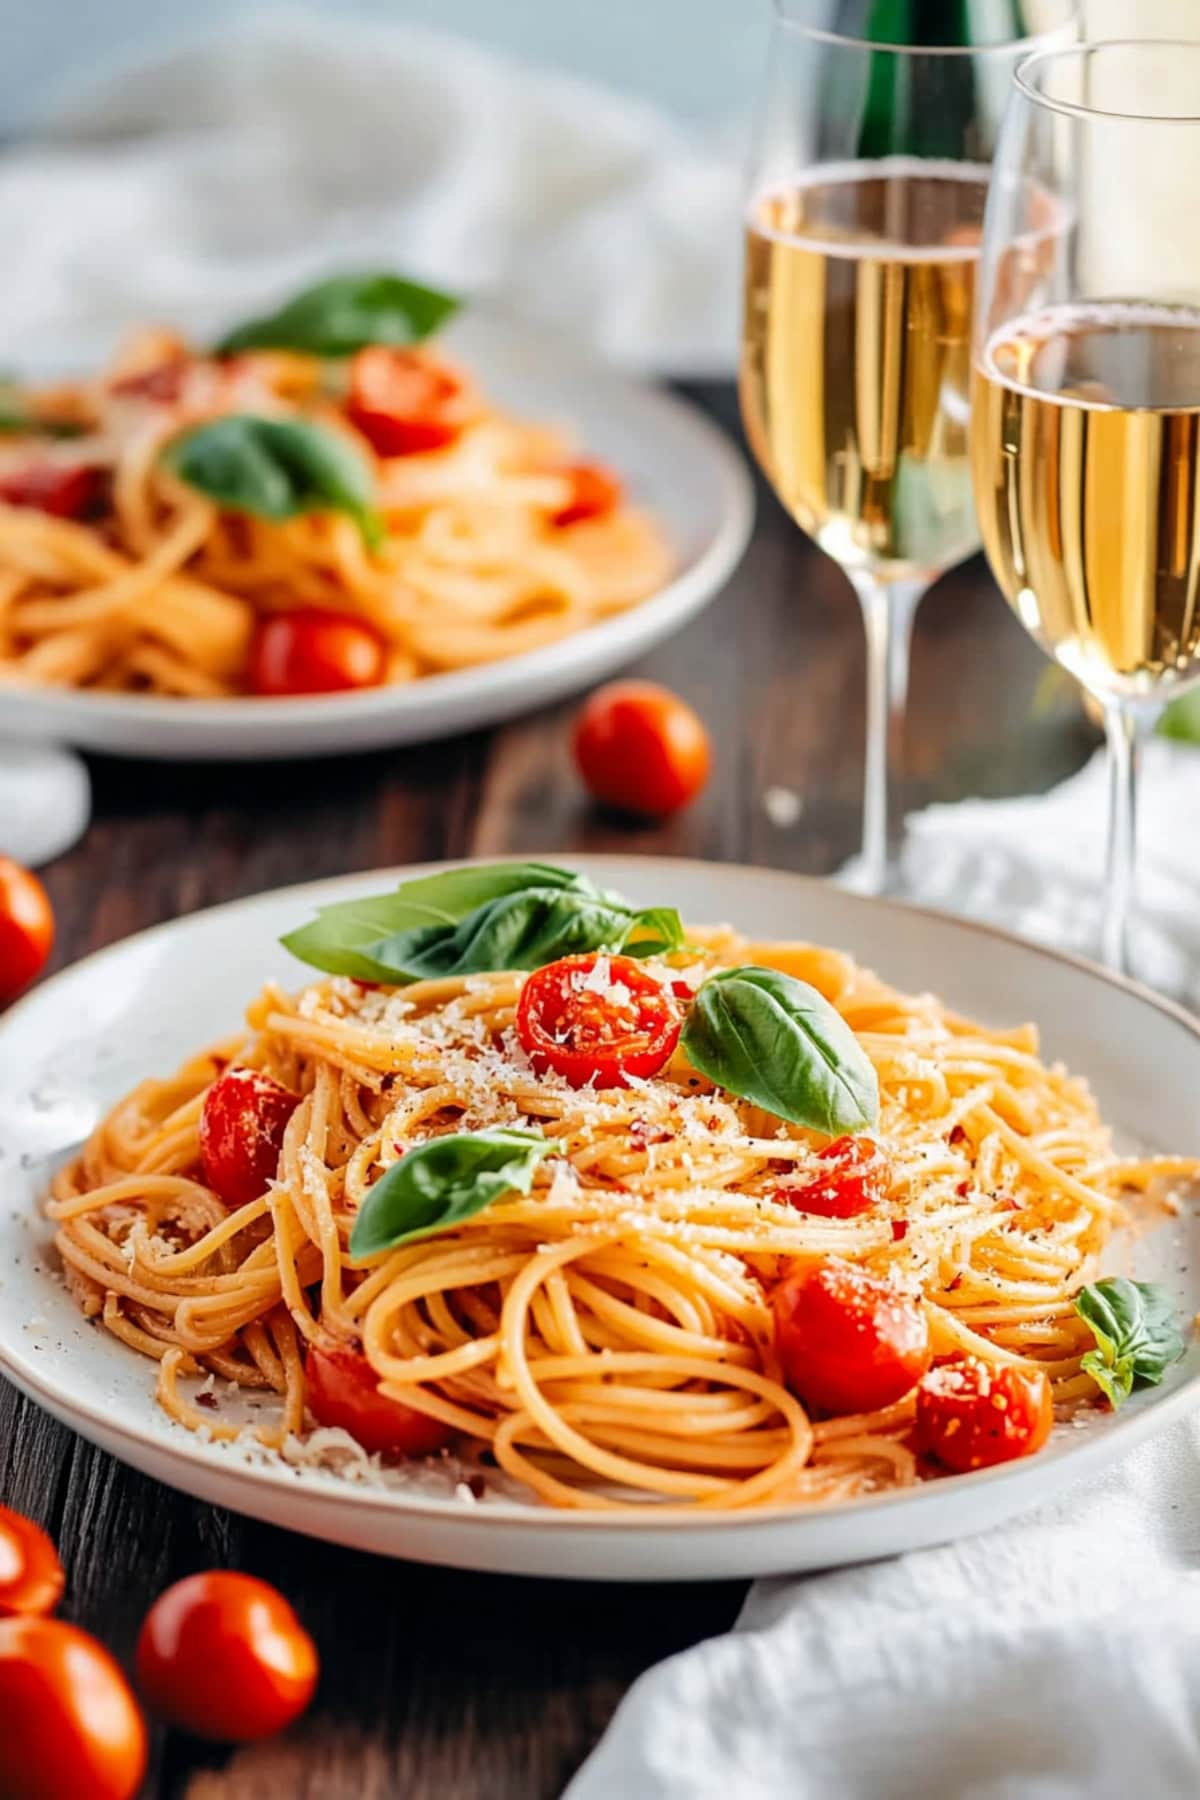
[0, 462, 103, 519]
[305, 1340, 453, 1458]
[516, 952, 682, 1088]
[915, 1356, 1053, 1473]
[199, 1067, 301, 1209]
[249, 608, 385, 698]
[550, 459, 623, 527]
[0, 1506, 64, 1618]
[780, 1136, 891, 1219]
[573, 680, 711, 818]
[136, 1570, 318, 1743]
[0, 856, 55, 1006]
[0, 1616, 147, 1800]
[773, 1259, 931, 1416]
[346, 346, 477, 455]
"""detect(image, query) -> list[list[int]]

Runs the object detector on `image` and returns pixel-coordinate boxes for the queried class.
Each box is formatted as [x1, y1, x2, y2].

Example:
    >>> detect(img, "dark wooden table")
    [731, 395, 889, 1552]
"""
[0, 382, 1095, 1799]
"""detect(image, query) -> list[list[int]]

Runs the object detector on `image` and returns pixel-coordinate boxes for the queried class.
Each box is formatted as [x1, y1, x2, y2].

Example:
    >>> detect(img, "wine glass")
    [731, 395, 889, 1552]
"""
[740, 0, 1077, 895]
[972, 39, 1200, 973]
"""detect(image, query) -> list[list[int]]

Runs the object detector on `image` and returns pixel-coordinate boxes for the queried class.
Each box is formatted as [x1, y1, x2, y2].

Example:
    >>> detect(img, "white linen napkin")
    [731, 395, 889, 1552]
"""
[0, 9, 741, 376]
[569, 743, 1200, 1800]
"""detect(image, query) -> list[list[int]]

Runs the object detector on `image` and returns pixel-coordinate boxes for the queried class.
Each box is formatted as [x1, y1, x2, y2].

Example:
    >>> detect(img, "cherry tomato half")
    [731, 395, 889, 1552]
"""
[0, 1505, 64, 1618]
[0, 463, 103, 519]
[199, 1067, 301, 1209]
[346, 346, 478, 456]
[0, 1616, 147, 1800]
[305, 1340, 453, 1459]
[550, 460, 623, 527]
[250, 609, 385, 698]
[516, 952, 682, 1089]
[779, 1136, 891, 1220]
[573, 680, 711, 818]
[0, 857, 55, 1007]
[773, 1259, 931, 1416]
[915, 1356, 1053, 1473]
[136, 1571, 318, 1743]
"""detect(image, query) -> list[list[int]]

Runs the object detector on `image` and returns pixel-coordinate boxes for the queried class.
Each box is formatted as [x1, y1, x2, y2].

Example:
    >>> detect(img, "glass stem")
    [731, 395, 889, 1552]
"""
[1101, 702, 1156, 975]
[850, 574, 926, 896]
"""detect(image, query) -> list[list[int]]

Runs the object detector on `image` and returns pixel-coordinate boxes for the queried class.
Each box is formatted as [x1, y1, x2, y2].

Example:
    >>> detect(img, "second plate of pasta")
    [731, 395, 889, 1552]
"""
[0, 308, 752, 759]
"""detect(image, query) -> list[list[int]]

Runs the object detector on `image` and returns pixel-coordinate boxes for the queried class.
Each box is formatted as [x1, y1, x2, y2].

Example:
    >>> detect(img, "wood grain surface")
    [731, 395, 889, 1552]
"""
[0, 381, 1095, 1798]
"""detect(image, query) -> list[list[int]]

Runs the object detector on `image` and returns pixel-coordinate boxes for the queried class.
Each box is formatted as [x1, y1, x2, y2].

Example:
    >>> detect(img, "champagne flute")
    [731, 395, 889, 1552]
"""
[740, 0, 1076, 894]
[972, 39, 1200, 973]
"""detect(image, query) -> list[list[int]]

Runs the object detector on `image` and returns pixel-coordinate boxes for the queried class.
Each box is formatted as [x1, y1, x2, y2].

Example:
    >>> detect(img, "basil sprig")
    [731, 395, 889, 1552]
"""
[282, 862, 684, 985]
[1075, 1278, 1187, 1408]
[681, 965, 879, 1134]
[165, 415, 383, 548]
[349, 1127, 558, 1258]
[216, 272, 459, 358]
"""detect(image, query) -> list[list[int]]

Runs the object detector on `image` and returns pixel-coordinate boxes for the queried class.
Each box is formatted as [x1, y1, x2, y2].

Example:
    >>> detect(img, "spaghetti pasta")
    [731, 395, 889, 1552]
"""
[0, 321, 671, 697]
[45, 902, 1192, 1512]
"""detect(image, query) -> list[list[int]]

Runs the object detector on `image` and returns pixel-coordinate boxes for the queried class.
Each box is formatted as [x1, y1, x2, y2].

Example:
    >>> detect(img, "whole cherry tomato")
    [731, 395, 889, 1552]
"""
[550, 460, 623, 527]
[0, 463, 103, 519]
[779, 1136, 891, 1219]
[305, 1340, 453, 1458]
[915, 1356, 1054, 1473]
[0, 857, 55, 1006]
[573, 680, 711, 818]
[773, 1259, 931, 1416]
[0, 1505, 64, 1618]
[199, 1067, 301, 1208]
[516, 952, 682, 1088]
[346, 346, 478, 455]
[136, 1570, 318, 1743]
[249, 609, 385, 698]
[0, 1616, 147, 1800]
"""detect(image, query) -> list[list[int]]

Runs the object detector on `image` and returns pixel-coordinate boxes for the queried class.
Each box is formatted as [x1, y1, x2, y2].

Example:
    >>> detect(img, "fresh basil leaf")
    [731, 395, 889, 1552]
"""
[216, 272, 460, 357]
[282, 862, 682, 984]
[280, 894, 454, 982]
[366, 889, 679, 983]
[393, 862, 600, 920]
[681, 965, 879, 1132]
[349, 1127, 558, 1258]
[1076, 1277, 1187, 1408]
[165, 414, 383, 547]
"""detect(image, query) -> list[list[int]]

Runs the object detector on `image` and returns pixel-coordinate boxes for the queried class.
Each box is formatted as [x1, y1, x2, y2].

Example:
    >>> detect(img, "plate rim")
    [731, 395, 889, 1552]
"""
[3, 852, 1199, 1537]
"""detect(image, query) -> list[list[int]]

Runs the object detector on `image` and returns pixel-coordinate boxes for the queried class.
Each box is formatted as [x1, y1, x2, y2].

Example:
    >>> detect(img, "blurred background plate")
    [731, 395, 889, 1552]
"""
[0, 311, 753, 760]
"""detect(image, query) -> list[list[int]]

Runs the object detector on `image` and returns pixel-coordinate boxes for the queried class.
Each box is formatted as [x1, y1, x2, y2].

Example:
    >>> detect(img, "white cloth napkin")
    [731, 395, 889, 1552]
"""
[569, 744, 1200, 1800]
[0, 9, 741, 376]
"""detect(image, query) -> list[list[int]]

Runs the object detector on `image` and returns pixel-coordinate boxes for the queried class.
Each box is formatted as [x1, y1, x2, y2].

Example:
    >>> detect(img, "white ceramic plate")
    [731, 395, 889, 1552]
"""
[2, 857, 1198, 1581]
[0, 315, 753, 760]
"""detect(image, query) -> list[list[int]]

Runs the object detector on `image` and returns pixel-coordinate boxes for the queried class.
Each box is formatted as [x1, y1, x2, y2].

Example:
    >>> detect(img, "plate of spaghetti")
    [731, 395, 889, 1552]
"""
[2, 857, 1198, 1580]
[0, 276, 751, 758]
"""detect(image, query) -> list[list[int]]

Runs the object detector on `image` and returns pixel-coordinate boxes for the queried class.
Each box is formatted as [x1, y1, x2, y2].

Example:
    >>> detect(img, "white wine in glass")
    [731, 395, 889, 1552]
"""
[971, 41, 1200, 971]
[739, 3, 1076, 894]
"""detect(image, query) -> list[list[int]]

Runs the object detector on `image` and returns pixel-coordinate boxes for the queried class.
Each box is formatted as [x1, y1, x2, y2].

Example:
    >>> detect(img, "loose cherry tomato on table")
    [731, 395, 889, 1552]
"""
[305, 1340, 453, 1458]
[0, 463, 103, 519]
[0, 856, 55, 1006]
[249, 609, 386, 697]
[0, 1616, 147, 1800]
[779, 1136, 891, 1220]
[0, 1505, 64, 1618]
[550, 459, 623, 527]
[573, 680, 711, 818]
[199, 1066, 301, 1208]
[136, 1570, 318, 1743]
[772, 1259, 931, 1416]
[346, 346, 478, 455]
[915, 1356, 1053, 1473]
[516, 952, 682, 1088]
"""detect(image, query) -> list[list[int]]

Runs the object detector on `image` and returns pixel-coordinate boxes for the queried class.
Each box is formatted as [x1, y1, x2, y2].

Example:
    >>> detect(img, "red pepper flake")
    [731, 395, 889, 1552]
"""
[195, 1390, 219, 1411]
[949, 1125, 967, 1146]
[629, 1120, 671, 1149]
[955, 1180, 971, 1198]
[891, 1218, 909, 1242]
